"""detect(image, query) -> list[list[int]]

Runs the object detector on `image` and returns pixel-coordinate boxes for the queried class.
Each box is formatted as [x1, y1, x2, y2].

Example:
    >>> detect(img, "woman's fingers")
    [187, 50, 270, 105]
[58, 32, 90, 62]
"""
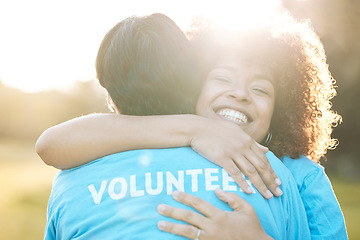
[228, 153, 274, 199]
[158, 190, 270, 240]
[157, 201, 208, 228]
[250, 143, 282, 197]
[215, 188, 251, 212]
[158, 221, 200, 239]
[255, 142, 269, 153]
[171, 191, 221, 218]
[237, 152, 277, 198]
[220, 160, 254, 194]
[191, 118, 282, 198]
[228, 142, 282, 198]
[214, 155, 280, 199]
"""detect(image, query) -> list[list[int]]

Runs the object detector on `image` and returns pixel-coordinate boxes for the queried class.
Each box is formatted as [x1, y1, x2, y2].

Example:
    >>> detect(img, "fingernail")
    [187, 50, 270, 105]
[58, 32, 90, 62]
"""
[216, 188, 225, 196]
[158, 221, 167, 230]
[246, 186, 254, 194]
[172, 191, 180, 199]
[275, 178, 282, 185]
[266, 190, 273, 198]
[157, 204, 167, 213]
[275, 187, 283, 196]
[216, 188, 228, 199]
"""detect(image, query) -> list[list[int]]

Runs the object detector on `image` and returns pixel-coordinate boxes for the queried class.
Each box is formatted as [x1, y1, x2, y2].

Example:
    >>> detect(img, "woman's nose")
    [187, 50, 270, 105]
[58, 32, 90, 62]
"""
[226, 85, 251, 102]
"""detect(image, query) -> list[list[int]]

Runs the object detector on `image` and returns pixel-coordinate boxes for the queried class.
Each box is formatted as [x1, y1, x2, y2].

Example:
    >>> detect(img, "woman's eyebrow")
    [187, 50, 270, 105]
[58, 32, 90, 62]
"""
[253, 74, 274, 84]
[212, 67, 274, 84]
[213, 66, 237, 72]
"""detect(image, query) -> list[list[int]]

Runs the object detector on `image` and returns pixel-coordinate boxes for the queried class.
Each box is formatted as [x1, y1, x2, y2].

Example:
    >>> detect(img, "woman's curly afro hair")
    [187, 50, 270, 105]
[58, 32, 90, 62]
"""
[190, 14, 342, 162]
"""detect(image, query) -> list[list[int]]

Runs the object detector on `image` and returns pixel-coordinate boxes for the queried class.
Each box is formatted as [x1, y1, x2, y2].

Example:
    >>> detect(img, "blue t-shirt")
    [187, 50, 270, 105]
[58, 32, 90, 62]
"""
[45, 148, 310, 240]
[282, 155, 348, 240]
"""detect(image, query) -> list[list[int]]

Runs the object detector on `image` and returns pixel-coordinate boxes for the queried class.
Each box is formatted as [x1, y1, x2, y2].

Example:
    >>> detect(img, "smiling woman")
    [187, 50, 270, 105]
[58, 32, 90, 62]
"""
[195, 55, 275, 143]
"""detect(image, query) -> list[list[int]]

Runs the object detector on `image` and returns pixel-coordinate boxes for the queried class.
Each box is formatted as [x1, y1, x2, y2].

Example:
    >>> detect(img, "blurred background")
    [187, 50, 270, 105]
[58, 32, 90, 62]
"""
[0, 0, 359, 239]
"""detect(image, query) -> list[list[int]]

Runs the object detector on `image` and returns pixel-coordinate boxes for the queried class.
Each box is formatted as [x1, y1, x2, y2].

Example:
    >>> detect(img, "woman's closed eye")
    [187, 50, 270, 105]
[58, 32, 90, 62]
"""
[213, 76, 233, 83]
[252, 87, 270, 95]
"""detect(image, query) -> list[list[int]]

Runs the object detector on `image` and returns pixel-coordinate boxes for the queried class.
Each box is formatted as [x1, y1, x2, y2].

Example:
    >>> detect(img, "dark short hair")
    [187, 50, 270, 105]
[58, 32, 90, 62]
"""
[96, 13, 201, 115]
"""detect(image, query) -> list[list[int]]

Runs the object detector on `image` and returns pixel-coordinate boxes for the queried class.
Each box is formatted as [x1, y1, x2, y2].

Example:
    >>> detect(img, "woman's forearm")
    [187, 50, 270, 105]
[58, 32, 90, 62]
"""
[35, 113, 202, 169]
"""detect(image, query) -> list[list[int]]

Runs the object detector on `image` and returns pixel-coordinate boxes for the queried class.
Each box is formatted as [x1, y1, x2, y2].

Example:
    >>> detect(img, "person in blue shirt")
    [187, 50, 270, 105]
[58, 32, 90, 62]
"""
[46, 149, 308, 239]
[37, 11, 348, 240]
[39, 13, 311, 240]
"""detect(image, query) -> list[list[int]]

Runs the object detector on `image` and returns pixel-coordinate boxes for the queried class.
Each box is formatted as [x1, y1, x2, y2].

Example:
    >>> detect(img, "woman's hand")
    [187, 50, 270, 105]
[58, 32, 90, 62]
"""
[157, 189, 273, 240]
[190, 118, 282, 199]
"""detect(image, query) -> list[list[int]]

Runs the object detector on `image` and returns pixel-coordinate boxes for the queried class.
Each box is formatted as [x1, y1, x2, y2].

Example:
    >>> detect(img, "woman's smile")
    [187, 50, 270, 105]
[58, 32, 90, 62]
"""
[196, 54, 275, 143]
[216, 108, 251, 125]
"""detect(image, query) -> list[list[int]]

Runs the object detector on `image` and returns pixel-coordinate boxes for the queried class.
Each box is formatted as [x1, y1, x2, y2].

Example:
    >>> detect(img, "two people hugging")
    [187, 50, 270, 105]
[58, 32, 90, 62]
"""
[37, 11, 347, 240]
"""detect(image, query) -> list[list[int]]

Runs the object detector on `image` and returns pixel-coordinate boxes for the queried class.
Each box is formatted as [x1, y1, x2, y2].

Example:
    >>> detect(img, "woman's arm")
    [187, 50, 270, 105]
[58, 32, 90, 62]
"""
[36, 113, 196, 168]
[157, 189, 273, 240]
[36, 113, 281, 198]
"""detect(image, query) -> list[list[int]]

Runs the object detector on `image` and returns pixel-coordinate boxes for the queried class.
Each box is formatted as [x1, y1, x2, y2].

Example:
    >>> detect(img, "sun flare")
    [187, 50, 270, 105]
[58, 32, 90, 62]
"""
[0, 0, 284, 93]
[178, 0, 283, 33]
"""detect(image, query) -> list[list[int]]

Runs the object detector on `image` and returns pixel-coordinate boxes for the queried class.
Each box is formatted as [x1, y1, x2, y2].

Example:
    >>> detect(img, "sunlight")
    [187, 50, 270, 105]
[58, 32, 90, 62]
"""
[179, 0, 284, 32]
[0, 0, 284, 93]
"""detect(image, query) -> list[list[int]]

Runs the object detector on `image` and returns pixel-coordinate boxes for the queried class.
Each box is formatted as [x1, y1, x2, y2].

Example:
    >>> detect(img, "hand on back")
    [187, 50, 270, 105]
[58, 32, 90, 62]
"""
[158, 189, 273, 240]
[190, 118, 282, 198]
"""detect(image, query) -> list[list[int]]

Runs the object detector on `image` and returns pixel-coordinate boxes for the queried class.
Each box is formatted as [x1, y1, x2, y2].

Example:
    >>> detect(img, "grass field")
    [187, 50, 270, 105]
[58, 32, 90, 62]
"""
[1, 140, 359, 239]
[332, 179, 360, 239]
[0, 139, 58, 240]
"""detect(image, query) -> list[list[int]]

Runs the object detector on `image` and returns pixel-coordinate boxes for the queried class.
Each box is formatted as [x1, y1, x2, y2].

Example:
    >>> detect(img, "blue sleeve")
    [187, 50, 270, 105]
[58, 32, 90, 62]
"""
[44, 175, 59, 240]
[282, 156, 348, 240]
[44, 194, 56, 240]
[282, 172, 311, 239]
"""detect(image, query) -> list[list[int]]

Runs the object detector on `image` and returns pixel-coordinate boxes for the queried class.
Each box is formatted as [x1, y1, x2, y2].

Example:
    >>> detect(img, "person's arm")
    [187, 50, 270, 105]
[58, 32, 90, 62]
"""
[36, 113, 196, 168]
[157, 189, 273, 240]
[36, 113, 282, 198]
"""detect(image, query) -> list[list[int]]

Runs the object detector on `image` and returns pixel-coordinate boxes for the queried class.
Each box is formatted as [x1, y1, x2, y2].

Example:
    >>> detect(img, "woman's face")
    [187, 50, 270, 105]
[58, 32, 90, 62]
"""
[195, 54, 275, 142]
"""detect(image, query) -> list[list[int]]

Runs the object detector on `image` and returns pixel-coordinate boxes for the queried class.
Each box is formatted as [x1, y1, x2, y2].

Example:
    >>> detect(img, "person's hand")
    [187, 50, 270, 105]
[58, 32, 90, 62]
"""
[157, 189, 273, 240]
[191, 118, 282, 199]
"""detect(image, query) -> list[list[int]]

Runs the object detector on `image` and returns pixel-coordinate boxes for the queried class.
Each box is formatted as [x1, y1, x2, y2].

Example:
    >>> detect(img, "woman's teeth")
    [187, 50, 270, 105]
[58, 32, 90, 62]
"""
[217, 109, 248, 123]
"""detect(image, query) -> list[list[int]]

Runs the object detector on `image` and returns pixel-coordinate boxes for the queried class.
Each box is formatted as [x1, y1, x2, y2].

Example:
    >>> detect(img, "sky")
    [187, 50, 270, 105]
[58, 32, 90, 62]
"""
[0, 0, 282, 93]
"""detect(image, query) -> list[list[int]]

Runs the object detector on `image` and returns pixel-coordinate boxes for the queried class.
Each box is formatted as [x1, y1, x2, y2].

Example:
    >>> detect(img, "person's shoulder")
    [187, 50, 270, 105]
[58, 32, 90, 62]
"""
[102, 147, 196, 159]
[62, 148, 191, 170]
[282, 154, 322, 169]
[57, 147, 198, 175]
[281, 155, 325, 191]
[137, 147, 197, 155]
[281, 155, 323, 176]
[265, 151, 290, 172]
[265, 151, 294, 182]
